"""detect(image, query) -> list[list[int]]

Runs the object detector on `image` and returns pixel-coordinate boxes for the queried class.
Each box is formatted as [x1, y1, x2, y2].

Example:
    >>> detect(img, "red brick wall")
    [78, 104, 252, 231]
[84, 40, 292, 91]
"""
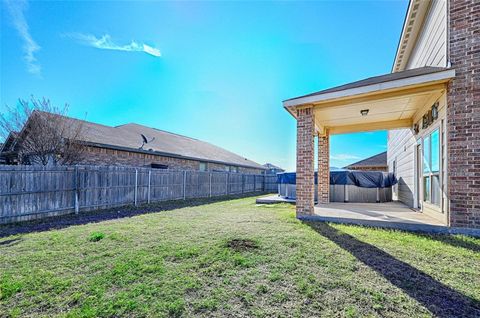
[81, 146, 263, 174]
[447, 0, 480, 228]
[318, 131, 330, 204]
[296, 107, 315, 215]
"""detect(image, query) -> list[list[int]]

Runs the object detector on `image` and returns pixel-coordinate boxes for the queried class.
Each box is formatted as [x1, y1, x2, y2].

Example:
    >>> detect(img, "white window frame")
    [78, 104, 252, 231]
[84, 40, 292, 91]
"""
[421, 126, 441, 208]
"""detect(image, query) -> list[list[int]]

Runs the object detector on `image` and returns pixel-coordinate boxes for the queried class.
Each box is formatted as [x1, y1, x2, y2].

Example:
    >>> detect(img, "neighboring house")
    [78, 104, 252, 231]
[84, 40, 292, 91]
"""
[343, 152, 387, 172]
[283, 0, 478, 229]
[0, 112, 265, 174]
[263, 163, 285, 175]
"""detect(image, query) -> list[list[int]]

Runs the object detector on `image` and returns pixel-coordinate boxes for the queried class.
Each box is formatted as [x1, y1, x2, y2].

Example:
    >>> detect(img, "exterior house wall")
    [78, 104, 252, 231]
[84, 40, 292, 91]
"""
[415, 93, 448, 223]
[81, 146, 263, 174]
[389, 91, 448, 223]
[388, 0, 448, 210]
[406, 0, 448, 69]
[387, 129, 416, 207]
[446, 0, 480, 228]
[389, 0, 479, 228]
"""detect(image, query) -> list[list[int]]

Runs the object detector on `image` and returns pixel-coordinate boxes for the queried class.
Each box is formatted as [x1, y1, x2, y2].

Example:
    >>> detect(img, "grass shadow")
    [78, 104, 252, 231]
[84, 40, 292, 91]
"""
[305, 222, 480, 318]
[410, 232, 480, 253]
[0, 238, 22, 246]
[0, 193, 263, 239]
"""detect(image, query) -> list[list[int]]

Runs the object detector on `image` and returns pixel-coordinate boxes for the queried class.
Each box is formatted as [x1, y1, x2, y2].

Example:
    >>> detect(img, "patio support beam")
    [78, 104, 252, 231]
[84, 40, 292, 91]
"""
[296, 107, 315, 216]
[329, 118, 413, 135]
[318, 129, 330, 204]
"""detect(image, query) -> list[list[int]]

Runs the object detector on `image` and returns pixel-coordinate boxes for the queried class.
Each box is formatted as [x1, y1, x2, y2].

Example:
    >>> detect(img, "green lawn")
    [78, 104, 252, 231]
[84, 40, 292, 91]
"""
[1, 196, 479, 318]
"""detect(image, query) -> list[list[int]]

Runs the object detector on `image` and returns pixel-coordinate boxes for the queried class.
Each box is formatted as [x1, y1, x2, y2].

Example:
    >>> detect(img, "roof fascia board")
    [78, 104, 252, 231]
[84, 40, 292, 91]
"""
[392, 0, 430, 72]
[392, 0, 413, 72]
[283, 68, 455, 108]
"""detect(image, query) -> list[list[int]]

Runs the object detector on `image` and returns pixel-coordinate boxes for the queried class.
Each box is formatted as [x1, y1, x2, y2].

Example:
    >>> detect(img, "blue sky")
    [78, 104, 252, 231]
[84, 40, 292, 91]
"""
[1, 0, 408, 170]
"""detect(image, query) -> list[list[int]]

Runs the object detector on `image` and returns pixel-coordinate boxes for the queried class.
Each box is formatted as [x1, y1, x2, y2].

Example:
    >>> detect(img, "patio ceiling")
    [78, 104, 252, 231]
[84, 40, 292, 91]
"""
[284, 67, 455, 135]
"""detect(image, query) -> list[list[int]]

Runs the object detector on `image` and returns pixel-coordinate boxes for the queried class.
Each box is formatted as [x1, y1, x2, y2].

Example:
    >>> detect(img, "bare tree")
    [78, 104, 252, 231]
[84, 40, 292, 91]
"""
[0, 97, 86, 165]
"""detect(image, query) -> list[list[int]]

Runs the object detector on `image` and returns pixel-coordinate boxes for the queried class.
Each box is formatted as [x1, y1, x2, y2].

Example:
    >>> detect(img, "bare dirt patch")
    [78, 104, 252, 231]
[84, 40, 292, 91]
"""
[226, 239, 259, 252]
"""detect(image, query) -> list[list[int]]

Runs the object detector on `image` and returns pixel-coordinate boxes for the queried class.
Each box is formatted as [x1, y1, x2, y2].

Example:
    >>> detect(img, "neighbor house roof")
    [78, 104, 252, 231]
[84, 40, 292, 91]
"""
[343, 151, 387, 169]
[6, 112, 265, 170]
[283, 66, 450, 105]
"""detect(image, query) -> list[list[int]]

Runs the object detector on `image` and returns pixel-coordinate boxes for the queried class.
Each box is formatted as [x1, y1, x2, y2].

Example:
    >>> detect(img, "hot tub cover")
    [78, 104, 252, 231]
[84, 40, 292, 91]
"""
[277, 170, 397, 188]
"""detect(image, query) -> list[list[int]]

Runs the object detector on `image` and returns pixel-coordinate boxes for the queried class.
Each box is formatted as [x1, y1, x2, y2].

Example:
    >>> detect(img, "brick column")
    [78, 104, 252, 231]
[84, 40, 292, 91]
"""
[318, 130, 330, 204]
[296, 107, 315, 216]
[447, 0, 480, 228]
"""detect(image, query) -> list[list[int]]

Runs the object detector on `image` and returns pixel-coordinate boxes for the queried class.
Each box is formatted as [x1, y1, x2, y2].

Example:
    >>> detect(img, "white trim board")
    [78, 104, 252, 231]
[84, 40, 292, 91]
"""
[283, 69, 455, 108]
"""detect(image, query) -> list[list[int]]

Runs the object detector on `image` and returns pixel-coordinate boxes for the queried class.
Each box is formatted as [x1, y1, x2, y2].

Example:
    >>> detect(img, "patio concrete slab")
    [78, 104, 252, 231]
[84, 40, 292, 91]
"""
[295, 202, 480, 236]
[256, 198, 480, 236]
[314, 201, 443, 226]
[256, 195, 295, 204]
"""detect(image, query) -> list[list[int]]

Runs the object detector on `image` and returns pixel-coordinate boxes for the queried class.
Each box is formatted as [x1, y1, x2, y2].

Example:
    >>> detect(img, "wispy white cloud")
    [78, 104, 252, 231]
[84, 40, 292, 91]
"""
[67, 33, 161, 57]
[330, 154, 361, 161]
[4, 0, 41, 75]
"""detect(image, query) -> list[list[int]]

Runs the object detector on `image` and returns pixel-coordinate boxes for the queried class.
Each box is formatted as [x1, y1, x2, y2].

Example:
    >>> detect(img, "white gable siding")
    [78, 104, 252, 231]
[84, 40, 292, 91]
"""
[406, 0, 448, 69]
[388, 0, 447, 208]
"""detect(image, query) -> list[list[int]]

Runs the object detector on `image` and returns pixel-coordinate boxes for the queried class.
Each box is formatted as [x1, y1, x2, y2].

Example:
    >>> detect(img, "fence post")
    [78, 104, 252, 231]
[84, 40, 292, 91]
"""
[74, 166, 80, 214]
[241, 174, 244, 194]
[209, 173, 212, 197]
[225, 172, 229, 195]
[263, 175, 265, 192]
[134, 169, 138, 206]
[148, 169, 151, 204]
[183, 170, 187, 200]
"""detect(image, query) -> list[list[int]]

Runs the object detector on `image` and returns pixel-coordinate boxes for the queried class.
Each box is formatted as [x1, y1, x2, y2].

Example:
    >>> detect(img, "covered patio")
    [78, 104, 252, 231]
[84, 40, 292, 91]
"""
[313, 201, 443, 230]
[257, 194, 480, 236]
[284, 67, 455, 223]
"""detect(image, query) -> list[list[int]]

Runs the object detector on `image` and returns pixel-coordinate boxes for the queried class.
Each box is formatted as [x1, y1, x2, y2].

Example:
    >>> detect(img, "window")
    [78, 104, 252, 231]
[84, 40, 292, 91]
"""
[422, 129, 440, 205]
[225, 165, 238, 173]
[151, 163, 168, 169]
[199, 162, 207, 172]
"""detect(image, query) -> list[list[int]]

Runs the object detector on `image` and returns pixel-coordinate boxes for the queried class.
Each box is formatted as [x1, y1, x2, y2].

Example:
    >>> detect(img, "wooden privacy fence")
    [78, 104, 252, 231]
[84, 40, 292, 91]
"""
[263, 175, 278, 192]
[0, 165, 276, 224]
